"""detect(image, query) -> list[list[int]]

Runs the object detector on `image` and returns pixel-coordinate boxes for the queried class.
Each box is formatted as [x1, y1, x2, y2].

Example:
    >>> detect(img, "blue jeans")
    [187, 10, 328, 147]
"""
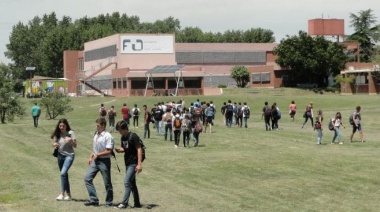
[243, 117, 248, 128]
[33, 116, 39, 127]
[144, 122, 150, 139]
[120, 164, 140, 206]
[84, 158, 113, 205]
[155, 121, 160, 135]
[193, 131, 200, 146]
[165, 123, 172, 141]
[57, 153, 74, 194]
[332, 127, 341, 143]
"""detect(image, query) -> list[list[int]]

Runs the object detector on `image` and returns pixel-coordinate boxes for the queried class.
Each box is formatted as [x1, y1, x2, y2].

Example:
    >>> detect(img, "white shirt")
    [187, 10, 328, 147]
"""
[93, 131, 114, 158]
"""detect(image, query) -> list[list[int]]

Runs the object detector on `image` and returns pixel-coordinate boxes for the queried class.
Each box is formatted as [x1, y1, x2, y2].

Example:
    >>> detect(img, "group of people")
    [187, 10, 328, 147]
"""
[220, 100, 251, 128]
[51, 118, 143, 209]
[311, 105, 364, 145]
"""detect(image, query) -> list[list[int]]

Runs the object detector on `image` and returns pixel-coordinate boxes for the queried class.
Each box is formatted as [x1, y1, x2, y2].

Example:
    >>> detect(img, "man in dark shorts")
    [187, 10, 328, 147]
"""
[350, 106, 364, 143]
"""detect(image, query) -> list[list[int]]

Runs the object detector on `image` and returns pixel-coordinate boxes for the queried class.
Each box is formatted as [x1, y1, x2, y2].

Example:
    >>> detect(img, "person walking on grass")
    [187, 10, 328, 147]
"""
[51, 118, 77, 201]
[314, 109, 323, 145]
[121, 103, 130, 126]
[132, 104, 140, 128]
[182, 115, 192, 147]
[242, 102, 250, 128]
[108, 106, 116, 133]
[262, 101, 272, 131]
[162, 108, 173, 141]
[302, 102, 314, 129]
[350, 106, 365, 143]
[84, 118, 114, 207]
[114, 121, 142, 209]
[31, 102, 41, 127]
[289, 100, 297, 122]
[172, 111, 182, 148]
[143, 105, 151, 139]
[331, 112, 345, 144]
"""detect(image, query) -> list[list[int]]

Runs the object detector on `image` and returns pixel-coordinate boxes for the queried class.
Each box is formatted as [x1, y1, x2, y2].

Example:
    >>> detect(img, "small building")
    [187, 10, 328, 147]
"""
[24, 75, 68, 97]
[340, 62, 380, 95]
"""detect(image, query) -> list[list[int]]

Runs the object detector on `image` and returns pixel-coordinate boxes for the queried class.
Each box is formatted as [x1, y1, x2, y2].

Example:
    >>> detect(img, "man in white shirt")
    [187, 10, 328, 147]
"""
[84, 118, 114, 207]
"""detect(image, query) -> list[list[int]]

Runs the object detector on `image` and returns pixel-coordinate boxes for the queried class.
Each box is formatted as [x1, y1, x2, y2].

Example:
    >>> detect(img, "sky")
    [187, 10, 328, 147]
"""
[1, 0, 379, 64]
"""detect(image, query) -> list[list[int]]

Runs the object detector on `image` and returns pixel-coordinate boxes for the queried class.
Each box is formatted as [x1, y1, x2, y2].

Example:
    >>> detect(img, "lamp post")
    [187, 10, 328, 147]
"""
[26, 67, 36, 98]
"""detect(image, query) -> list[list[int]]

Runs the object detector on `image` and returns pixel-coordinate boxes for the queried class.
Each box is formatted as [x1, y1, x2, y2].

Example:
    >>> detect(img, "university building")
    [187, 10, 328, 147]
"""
[63, 33, 283, 97]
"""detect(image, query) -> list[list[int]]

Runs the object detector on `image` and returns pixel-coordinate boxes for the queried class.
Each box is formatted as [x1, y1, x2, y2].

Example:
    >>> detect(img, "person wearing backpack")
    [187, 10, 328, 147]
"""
[331, 112, 345, 144]
[221, 102, 227, 126]
[121, 103, 130, 125]
[153, 104, 164, 136]
[114, 121, 143, 209]
[107, 106, 116, 133]
[271, 102, 280, 130]
[172, 111, 182, 148]
[236, 102, 243, 128]
[162, 108, 173, 141]
[242, 102, 250, 128]
[204, 103, 214, 133]
[302, 102, 314, 129]
[191, 116, 202, 147]
[182, 115, 192, 147]
[350, 106, 364, 143]
[313, 109, 323, 145]
[99, 103, 107, 118]
[262, 101, 272, 131]
[132, 104, 140, 128]
[225, 100, 234, 128]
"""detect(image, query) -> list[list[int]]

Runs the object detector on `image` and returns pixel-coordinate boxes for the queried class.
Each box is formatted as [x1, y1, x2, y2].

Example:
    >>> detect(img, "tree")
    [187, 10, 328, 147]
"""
[230, 66, 250, 88]
[273, 31, 347, 86]
[347, 9, 380, 62]
[40, 92, 73, 119]
[0, 63, 25, 123]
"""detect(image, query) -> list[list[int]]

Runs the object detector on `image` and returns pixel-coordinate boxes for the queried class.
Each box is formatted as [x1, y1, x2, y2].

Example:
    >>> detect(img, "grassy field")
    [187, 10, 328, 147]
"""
[0, 88, 379, 212]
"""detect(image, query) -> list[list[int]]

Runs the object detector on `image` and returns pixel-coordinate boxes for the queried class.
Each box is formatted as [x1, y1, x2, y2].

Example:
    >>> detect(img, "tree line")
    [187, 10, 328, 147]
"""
[5, 12, 275, 80]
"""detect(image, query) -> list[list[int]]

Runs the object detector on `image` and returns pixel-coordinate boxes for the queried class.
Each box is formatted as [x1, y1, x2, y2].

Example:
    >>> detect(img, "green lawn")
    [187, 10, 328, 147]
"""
[0, 88, 379, 212]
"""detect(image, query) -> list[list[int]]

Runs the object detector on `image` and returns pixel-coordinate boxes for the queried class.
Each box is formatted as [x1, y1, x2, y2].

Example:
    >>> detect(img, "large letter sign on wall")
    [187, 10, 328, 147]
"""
[120, 35, 174, 54]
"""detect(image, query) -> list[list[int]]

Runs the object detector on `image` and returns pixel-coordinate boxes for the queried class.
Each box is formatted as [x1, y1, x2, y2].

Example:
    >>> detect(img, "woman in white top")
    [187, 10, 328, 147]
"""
[51, 118, 77, 201]
[331, 112, 345, 144]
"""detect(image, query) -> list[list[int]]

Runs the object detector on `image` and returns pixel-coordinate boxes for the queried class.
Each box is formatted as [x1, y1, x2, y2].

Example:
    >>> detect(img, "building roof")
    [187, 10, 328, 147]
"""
[175, 43, 278, 52]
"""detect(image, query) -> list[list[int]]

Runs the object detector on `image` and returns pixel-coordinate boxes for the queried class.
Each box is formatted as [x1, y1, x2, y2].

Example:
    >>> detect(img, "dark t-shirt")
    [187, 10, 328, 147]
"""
[121, 132, 141, 166]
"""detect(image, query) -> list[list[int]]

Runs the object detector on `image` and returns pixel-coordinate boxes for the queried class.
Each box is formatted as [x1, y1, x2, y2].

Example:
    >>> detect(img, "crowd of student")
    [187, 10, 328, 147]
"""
[49, 99, 364, 209]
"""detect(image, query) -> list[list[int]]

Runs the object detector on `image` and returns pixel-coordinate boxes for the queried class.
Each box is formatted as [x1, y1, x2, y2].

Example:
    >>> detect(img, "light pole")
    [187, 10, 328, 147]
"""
[26, 67, 36, 98]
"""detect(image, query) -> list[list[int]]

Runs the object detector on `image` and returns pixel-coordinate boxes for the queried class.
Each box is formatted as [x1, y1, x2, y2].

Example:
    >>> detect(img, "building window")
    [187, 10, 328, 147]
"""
[113, 79, 117, 89]
[122, 78, 127, 89]
[355, 74, 368, 84]
[78, 58, 84, 71]
[252, 72, 270, 84]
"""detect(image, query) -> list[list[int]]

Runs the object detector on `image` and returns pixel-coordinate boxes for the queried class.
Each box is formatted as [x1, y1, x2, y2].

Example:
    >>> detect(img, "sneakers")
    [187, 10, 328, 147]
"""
[339, 142, 343, 145]
[114, 204, 127, 209]
[84, 201, 99, 206]
[56, 194, 64, 201]
[63, 196, 71, 201]
[174, 145, 178, 148]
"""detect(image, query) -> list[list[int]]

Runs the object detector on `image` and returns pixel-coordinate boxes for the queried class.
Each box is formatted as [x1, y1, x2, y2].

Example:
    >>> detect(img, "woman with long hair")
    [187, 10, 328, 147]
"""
[51, 118, 77, 201]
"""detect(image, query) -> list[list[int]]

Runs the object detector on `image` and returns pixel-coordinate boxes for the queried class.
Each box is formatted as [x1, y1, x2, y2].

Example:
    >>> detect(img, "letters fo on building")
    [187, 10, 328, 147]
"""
[120, 35, 174, 54]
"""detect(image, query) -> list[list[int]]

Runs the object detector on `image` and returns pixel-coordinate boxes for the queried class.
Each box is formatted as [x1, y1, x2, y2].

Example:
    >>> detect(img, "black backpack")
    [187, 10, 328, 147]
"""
[133, 108, 139, 116]
[227, 104, 234, 113]
[123, 132, 146, 162]
[108, 110, 115, 118]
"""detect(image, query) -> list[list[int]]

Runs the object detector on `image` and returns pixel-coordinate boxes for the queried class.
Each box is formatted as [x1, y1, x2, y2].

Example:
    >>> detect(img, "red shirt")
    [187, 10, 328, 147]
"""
[121, 107, 129, 119]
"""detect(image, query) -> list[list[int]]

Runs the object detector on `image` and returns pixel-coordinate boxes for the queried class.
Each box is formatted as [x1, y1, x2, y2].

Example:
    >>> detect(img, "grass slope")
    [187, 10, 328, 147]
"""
[0, 88, 379, 212]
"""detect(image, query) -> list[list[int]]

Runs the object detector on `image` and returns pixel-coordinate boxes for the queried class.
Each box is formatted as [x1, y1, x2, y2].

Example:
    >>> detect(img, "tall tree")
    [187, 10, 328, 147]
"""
[0, 63, 25, 123]
[347, 9, 380, 62]
[274, 31, 347, 86]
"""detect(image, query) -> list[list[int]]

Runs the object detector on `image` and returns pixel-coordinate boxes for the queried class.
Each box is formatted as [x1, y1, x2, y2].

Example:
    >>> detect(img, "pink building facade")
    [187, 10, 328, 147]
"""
[63, 33, 284, 97]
